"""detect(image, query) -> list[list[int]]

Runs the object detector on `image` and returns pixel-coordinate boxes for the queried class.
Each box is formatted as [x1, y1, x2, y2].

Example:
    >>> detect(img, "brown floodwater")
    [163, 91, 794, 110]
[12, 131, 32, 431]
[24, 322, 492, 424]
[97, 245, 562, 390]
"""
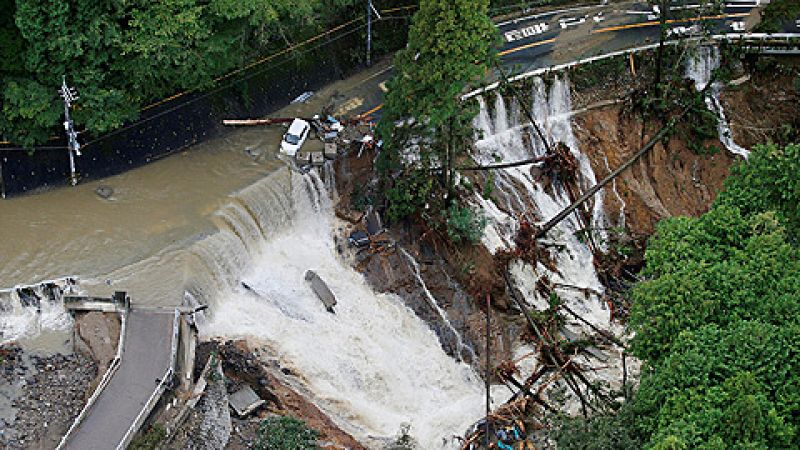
[0, 61, 391, 307]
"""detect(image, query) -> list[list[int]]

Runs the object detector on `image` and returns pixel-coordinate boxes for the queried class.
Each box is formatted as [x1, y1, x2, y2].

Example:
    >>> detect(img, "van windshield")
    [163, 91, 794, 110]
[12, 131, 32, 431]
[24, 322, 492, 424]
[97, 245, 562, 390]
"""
[284, 133, 300, 145]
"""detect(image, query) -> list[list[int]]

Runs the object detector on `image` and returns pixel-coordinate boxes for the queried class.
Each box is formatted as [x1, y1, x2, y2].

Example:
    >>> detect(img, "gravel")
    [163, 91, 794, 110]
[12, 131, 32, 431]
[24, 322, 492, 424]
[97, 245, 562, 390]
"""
[0, 345, 96, 449]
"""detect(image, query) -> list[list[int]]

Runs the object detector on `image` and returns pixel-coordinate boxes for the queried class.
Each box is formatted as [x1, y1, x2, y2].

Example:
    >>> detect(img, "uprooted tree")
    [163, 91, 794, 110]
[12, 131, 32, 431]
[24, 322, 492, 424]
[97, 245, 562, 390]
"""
[377, 0, 498, 243]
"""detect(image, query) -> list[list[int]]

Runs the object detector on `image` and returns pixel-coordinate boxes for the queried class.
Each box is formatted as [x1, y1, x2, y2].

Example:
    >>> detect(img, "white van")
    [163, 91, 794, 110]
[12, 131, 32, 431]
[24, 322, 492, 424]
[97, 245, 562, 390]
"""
[280, 118, 311, 157]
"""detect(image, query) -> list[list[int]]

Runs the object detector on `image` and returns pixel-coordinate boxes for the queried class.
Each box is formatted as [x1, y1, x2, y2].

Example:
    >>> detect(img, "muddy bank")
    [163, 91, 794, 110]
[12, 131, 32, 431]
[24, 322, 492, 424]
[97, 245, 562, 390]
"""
[575, 106, 738, 237]
[167, 339, 364, 450]
[722, 63, 800, 148]
[334, 148, 523, 377]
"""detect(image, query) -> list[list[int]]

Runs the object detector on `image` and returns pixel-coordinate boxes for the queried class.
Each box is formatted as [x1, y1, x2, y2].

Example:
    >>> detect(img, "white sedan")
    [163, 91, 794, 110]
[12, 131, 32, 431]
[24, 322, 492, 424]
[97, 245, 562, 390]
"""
[280, 118, 311, 157]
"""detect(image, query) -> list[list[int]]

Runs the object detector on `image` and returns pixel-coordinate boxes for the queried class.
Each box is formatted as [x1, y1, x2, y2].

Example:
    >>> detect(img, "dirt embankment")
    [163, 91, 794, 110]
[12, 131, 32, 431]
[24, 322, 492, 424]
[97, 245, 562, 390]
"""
[334, 150, 522, 375]
[177, 340, 364, 450]
[576, 107, 737, 237]
[722, 69, 800, 149]
[575, 66, 799, 237]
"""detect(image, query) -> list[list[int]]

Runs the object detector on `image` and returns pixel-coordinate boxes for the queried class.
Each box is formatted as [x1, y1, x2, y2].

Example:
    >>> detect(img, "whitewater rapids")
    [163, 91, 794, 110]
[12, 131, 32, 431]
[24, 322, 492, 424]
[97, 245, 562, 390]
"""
[197, 168, 492, 449]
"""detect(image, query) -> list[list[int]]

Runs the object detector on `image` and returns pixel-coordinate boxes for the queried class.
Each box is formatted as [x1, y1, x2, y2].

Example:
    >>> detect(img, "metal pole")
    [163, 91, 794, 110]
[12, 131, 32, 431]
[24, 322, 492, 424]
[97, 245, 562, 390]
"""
[68, 148, 77, 186]
[366, 0, 373, 66]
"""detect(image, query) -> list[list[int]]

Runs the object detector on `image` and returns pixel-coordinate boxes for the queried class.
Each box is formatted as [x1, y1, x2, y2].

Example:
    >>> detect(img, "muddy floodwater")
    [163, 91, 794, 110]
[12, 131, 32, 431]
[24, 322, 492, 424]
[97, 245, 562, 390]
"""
[0, 61, 390, 306]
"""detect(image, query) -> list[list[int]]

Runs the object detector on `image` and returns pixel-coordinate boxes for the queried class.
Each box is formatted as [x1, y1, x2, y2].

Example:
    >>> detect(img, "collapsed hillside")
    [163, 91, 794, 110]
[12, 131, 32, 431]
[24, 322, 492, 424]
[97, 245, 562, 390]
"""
[332, 49, 799, 446]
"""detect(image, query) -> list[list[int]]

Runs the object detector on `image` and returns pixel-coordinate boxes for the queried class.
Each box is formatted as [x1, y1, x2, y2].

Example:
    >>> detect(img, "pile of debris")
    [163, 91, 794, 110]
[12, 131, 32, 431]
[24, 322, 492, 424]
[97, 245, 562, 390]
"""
[223, 112, 381, 170]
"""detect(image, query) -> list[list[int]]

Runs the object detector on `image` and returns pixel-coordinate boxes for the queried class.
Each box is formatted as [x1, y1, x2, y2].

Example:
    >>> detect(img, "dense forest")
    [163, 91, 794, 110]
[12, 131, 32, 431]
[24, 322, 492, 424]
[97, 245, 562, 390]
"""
[0, 0, 392, 147]
[557, 143, 800, 449]
[0, 0, 589, 148]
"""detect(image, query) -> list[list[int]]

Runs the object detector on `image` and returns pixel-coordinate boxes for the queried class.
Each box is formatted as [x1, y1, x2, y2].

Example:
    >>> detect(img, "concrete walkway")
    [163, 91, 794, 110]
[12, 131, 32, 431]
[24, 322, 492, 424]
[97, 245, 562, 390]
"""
[62, 310, 176, 450]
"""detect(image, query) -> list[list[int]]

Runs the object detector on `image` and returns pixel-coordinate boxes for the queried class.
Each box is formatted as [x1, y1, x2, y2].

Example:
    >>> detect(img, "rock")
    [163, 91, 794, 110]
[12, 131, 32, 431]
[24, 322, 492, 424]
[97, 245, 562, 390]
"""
[95, 185, 114, 199]
[335, 205, 364, 224]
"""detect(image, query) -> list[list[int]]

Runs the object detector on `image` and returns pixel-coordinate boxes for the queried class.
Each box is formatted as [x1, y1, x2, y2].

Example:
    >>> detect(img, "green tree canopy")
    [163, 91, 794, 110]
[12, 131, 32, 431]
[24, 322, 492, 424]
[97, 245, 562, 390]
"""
[377, 0, 497, 237]
[0, 0, 359, 147]
[558, 144, 800, 450]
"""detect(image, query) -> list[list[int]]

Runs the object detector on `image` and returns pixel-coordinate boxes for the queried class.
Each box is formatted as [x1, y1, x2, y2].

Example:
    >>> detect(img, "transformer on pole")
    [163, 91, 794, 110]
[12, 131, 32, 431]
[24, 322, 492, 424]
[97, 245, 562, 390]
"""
[58, 76, 81, 186]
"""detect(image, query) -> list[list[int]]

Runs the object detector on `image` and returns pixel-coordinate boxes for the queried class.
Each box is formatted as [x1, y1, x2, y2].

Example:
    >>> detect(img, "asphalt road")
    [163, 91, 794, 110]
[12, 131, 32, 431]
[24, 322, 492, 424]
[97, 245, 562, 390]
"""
[63, 310, 174, 450]
[357, 0, 799, 120]
[494, 1, 762, 73]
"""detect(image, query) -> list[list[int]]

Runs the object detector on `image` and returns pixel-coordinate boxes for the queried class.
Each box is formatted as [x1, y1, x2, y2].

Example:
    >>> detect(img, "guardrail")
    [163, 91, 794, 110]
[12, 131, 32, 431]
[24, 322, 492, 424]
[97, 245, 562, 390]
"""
[56, 303, 129, 450]
[117, 309, 181, 449]
[463, 32, 800, 99]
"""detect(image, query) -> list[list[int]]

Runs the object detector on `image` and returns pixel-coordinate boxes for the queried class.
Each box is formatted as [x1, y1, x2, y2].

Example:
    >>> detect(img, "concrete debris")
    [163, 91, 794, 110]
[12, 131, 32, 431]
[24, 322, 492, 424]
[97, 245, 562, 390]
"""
[0, 345, 96, 449]
[304, 270, 337, 313]
[95, 186, 114, 200]
[228, 386, 265, 418]
[365, 209, 384, 236]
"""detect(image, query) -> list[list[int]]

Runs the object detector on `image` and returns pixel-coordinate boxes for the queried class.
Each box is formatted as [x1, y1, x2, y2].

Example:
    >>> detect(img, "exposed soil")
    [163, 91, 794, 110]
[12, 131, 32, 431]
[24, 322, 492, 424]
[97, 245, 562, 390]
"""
[175, 340, 365, 450]
[722, 63, 800, 148]
[75, 312, 121, 381]
[575, 106, 738, 237]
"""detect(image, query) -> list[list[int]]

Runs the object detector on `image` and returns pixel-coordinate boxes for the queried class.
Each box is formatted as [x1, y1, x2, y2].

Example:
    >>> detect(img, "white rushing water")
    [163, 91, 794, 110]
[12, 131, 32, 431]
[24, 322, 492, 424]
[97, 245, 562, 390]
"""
[0, 279, 78, 347]
[685, 45, 750, 158]
[472, 77, 628, 411]
[195, 167, 491, 449]
[473, 79, 609, 322]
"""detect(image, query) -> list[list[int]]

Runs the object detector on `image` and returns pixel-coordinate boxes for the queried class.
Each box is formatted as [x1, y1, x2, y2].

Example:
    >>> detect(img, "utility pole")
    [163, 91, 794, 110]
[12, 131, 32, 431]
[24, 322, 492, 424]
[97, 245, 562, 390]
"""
[58, 76, 81, 186]
[366, 0, 381, 66]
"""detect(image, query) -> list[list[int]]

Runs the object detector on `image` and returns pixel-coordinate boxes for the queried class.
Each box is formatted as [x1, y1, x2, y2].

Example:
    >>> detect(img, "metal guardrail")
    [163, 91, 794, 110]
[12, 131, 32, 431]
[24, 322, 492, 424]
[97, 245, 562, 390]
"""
[117, 309, 181, 449]
[463, 32, 800, 99]
[56, 304, 129, 450]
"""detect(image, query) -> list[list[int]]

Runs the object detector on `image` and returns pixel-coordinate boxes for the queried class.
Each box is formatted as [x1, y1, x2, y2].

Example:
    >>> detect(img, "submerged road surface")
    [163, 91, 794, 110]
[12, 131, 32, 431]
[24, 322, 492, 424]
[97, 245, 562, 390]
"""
[62, 310, 175, 450]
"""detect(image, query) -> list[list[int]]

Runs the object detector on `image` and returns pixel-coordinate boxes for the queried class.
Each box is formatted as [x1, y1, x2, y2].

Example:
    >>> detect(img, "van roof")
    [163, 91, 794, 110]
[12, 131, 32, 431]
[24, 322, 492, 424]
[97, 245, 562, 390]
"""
[288, 118, 308, 135]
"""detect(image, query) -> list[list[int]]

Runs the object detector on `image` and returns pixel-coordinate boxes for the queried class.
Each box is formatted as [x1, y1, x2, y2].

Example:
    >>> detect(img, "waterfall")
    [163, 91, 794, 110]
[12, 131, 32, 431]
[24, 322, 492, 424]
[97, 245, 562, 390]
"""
[473, 77, 626, 412]
[400, 248, 477, 363]
[194, 167, 492, 449]
[0, 278, 78, 346]
[685, 46, 750, 158]
[603, 156, 626, 228]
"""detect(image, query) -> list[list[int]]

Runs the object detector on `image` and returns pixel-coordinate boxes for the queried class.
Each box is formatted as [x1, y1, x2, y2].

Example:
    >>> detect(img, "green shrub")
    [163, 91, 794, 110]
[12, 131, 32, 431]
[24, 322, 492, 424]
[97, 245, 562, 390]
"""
[129, 424, 166, 450]
[445, 203, 486, 245]
[386, 169, 435, 222]
[255, 416, 320, 450]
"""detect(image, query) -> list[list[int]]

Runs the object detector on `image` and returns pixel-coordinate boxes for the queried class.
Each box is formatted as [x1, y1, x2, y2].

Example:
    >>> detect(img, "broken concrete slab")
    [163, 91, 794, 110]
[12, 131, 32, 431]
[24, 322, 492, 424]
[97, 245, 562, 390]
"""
[310, 152, 325, 166]
[324, 143, 337, 159]
[295, 151, 312, 166]
[228, 385, 265, 418]
[365, 209, 383, 236]
[304, 270, 337, 313]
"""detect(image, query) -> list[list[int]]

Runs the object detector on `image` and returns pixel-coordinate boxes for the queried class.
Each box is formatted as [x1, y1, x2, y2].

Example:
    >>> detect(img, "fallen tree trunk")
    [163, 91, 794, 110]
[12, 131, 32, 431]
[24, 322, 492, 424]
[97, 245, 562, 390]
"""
[535, 114, 684, 238]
